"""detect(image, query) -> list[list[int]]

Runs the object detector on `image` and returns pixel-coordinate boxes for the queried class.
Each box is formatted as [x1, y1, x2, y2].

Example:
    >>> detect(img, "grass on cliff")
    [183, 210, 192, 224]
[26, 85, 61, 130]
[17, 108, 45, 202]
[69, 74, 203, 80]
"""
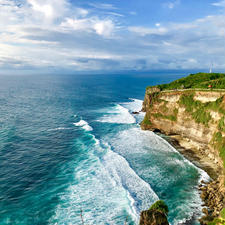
[147, 72, 225, 91]
[153, 108, 178, 122]
[218, 117, 225, 133]
[221, 208, 225, 220]
[179, 92, 225, 126]
[142, 114, 152, 126]
[149, 200, 169, 216]
[208, 218, 225, 225]
[179, 93, 212, 125]
[211, 132, 225, 168]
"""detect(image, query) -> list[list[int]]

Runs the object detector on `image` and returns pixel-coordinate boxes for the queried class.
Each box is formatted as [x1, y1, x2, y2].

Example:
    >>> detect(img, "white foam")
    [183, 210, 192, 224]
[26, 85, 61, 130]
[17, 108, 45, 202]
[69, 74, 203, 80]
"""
[151, 132, 210, 182]
[90, 134, 100, 146]
[48, 127, 72, 131]
[123, 98, 143, 112]
[73, 120, 93, 131]
[101, 141, 158, 213]
[97, 104, 136, 124]
[107, 127, 210, 225]
[50, 134, 158, 225]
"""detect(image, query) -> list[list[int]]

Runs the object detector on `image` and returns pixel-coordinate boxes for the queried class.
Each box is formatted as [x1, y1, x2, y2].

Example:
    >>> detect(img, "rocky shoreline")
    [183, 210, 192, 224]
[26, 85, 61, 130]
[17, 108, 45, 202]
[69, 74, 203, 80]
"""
[154, 131, 225, 224]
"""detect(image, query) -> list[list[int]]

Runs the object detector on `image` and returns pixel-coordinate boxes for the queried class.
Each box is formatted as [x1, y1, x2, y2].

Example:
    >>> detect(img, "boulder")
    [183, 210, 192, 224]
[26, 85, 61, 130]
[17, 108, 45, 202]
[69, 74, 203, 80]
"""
[140, 200, 169, 225]
[139, 209, 169, 225]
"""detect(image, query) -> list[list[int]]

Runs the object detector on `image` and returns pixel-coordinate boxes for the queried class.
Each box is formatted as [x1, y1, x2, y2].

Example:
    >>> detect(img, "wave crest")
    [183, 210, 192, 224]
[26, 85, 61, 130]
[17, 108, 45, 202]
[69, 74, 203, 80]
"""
[73, 120, 93, 131]
[97, 104, 136, 124]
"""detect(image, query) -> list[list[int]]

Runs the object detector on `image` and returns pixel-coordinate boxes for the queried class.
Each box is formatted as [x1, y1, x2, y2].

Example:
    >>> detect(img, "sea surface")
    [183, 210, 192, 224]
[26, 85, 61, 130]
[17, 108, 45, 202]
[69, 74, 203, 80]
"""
[0, 72, 209, 225]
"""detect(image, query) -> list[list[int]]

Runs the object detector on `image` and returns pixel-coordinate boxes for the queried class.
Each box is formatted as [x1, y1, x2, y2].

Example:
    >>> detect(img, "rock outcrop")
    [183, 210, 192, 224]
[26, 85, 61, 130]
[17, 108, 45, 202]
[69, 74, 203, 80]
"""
[139, 210, 169, 225]
[141, 88, 225, 222]
[140, 200, 169, 225]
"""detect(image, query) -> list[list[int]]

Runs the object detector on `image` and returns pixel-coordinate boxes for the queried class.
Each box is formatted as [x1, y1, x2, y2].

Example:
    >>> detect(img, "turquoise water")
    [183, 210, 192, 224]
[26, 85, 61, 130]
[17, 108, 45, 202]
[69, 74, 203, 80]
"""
[0, 73, 209, 225]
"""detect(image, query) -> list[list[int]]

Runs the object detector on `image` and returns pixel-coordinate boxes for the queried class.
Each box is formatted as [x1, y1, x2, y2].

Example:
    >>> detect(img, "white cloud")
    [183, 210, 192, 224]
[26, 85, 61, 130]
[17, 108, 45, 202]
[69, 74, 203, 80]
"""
[94, 20, 115, 37]
[27, 0, 69, 22]
[60, 17, 116, 37]
[129, 11, 137, 16]
[212, 0, 225, 7]
[163, 0, 180, 9]
[128, 26, 168, 36]
[0, 0, 225, 72]
[88, 3, 117, 10]
[28, 0, 53, 18]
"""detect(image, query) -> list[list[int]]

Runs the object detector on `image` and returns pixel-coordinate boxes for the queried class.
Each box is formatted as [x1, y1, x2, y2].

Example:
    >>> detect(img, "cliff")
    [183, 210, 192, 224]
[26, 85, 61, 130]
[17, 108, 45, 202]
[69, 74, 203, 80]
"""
[141, 73, 225, 224]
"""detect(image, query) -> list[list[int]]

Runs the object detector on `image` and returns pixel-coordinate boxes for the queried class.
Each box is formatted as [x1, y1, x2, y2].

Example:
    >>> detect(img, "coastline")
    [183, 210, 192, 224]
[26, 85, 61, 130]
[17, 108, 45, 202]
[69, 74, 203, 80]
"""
[157, 132, 218, 179]
[153, 130, 224, 224]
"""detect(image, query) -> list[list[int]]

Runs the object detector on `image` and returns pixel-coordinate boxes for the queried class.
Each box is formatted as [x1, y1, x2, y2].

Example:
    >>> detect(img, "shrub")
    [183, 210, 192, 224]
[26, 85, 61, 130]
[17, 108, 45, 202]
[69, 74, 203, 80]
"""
[211, 132, 225, 169]
[149, 200, 169, 216]
[218, 117, 225, 132]
[155, 72, 225, 91]
[220, 208, 225, 219]
[142, 114, 152, 125]
[179, 93, 212, 126]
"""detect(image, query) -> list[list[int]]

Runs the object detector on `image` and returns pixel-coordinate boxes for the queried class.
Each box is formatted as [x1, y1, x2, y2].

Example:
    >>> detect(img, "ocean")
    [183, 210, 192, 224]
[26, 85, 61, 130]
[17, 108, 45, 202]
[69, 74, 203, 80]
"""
[0, 72, 209, 225]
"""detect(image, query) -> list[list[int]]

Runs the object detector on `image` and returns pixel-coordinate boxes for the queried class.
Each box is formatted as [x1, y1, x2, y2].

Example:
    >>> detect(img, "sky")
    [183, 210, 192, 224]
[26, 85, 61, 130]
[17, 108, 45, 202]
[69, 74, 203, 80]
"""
[0, 0, 225, 73]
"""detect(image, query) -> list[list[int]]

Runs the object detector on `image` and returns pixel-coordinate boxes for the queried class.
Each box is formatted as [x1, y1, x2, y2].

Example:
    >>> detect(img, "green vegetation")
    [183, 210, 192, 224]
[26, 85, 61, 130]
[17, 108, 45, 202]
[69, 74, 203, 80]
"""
[178, 92, 225, 126]
[206, 208, 225, 225]
[141, 114, 152, 126]
[179, 93, 212, 125]
[149, 200, 169, 216]
[148, 92, 162, 107]
[211, 132, 225, 169]
[147, 72, 225, 91]
[218, 117, 225, 133]
[220, 208, 225, 220]
[153, 108, 178, 122]
[208, 218, 225, 225]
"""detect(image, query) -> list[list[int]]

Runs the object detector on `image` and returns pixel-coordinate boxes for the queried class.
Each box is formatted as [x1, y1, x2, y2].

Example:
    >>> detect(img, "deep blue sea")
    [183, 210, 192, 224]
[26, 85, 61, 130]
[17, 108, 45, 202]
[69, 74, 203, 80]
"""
[0, 73, 209, 225]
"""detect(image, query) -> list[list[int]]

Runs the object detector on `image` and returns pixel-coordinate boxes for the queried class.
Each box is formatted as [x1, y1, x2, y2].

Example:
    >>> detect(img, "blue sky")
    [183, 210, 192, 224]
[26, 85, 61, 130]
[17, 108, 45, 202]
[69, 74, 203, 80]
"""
[0, 0, 225, 72]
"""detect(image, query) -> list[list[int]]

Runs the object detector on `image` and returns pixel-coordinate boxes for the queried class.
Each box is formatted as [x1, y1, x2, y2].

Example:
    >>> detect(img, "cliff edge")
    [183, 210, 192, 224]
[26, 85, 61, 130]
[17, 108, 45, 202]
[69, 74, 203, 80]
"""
[141, 73, 225, 224]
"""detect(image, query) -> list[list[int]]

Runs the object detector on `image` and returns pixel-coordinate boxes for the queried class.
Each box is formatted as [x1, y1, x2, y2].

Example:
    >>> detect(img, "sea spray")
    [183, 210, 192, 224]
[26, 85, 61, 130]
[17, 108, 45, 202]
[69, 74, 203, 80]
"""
[73, 120, 93, 131]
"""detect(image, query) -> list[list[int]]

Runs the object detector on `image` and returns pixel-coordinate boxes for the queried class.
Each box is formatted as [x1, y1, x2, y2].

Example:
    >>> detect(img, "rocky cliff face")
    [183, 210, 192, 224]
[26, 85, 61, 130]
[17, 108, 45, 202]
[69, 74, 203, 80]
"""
[139, 210, 169, 225]
[141, 88, 225, 220]
[140, 200, 169, 225]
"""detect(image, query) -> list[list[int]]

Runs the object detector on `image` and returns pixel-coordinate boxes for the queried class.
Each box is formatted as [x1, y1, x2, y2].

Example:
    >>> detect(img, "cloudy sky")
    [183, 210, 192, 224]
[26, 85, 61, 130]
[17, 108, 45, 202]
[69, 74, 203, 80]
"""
[0, 0, 225, 73]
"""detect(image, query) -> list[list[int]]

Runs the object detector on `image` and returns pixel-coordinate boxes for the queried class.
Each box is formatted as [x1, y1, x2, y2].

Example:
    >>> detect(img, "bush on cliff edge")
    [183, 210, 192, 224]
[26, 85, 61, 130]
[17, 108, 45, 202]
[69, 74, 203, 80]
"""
[149, 200, 169, 216]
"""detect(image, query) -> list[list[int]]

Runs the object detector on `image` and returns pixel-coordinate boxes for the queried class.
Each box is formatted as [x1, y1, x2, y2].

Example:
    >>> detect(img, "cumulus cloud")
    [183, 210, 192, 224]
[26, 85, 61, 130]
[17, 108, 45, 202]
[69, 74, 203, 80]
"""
[60, 17, 115, 37]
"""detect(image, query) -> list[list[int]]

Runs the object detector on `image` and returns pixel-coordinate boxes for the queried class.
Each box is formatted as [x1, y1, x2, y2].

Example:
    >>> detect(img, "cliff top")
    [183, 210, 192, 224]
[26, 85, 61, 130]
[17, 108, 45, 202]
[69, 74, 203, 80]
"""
[147, 72, 225, 91]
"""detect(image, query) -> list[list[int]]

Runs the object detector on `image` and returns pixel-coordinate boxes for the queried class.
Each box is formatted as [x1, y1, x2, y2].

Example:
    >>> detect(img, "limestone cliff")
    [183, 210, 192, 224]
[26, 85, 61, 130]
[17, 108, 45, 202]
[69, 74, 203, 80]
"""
[141, 87, 225, 221]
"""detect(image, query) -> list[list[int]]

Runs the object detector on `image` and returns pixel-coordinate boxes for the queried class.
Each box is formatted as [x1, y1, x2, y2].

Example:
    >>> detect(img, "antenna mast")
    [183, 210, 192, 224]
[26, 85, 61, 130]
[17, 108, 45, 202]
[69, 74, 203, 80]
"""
[209, 62, 213, 73]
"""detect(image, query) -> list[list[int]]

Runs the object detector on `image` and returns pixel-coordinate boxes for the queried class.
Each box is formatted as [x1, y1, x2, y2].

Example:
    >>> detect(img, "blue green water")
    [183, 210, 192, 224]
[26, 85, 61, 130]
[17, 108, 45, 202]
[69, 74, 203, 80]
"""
[0, 73, 209, 225]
